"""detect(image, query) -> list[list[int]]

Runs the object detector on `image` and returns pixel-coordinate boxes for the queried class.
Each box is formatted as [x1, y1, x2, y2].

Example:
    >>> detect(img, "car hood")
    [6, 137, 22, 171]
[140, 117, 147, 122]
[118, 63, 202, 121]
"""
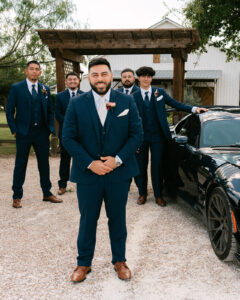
[201, 148, 240, 168]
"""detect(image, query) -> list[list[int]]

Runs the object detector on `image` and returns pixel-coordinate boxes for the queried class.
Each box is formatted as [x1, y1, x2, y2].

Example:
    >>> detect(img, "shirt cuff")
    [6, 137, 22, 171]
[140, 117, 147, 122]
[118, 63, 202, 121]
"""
[87, 161, 94, 169]
[115, 155, 123, 165]
[192, 106, 197, 113]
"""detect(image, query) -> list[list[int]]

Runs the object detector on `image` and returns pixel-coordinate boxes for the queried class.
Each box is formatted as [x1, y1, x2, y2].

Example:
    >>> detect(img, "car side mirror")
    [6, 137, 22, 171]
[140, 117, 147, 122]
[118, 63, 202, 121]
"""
[174, 135, 188, 144]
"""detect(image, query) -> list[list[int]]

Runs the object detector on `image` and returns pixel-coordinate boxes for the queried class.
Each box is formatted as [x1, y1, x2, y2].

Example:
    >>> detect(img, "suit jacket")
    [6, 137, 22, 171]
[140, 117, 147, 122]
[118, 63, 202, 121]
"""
[55, 89, 84, 137]
[6, 80, 55, 136]
[62, 89, 143, 184]
[132, 87, 193, 140]
[117, 85, 139, 94]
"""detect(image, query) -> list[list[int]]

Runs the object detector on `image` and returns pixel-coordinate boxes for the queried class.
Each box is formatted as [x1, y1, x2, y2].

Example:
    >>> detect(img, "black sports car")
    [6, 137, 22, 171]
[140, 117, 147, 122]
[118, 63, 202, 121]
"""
[164, 108, 240, 263]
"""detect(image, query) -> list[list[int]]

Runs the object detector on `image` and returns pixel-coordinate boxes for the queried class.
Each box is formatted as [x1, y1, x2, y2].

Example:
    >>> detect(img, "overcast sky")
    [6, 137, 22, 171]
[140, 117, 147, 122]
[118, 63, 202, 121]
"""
[72, 0, 185, 29]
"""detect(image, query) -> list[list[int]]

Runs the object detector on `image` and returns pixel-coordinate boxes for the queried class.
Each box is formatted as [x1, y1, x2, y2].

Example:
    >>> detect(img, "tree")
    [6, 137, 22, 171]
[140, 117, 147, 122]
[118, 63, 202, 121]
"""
[0, 0, 76, 107]
[0, 0, 75, 68]
[182, 0, 240, 61]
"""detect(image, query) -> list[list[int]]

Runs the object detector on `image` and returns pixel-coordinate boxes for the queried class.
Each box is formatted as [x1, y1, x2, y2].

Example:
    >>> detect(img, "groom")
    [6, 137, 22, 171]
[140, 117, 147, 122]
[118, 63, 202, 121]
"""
[62, 58, 143, 282]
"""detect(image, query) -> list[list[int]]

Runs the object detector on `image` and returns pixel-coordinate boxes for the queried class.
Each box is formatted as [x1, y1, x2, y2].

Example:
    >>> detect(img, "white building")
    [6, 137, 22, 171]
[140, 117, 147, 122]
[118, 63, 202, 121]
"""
[80, 18, 240, 106]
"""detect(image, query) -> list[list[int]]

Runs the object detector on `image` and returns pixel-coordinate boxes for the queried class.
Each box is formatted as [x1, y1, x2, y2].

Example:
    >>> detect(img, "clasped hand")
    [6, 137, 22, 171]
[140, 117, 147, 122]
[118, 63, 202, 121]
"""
[89, 156, 117, 175]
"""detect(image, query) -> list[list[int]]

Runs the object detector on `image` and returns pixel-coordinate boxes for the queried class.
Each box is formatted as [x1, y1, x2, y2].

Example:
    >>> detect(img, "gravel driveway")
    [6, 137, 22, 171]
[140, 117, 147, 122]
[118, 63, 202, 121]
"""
[1, 156, 240, 300]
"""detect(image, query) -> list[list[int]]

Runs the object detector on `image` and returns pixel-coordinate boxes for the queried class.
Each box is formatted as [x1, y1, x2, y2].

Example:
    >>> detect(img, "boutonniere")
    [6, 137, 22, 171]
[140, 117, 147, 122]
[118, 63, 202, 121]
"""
[154, 89, 159, 98]
[41, 86, 48, 97]
[106, 102, 116, 111]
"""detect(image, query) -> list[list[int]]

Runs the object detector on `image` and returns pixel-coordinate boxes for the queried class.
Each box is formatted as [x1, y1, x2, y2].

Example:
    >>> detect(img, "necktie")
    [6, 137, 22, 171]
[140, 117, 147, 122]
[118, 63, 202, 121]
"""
[125, 89, 129, 94]
[98, 98, 107, 126]
[144, 91, 150, 106]
[72, 91, 75, 97]
[32, 84, 38, 99]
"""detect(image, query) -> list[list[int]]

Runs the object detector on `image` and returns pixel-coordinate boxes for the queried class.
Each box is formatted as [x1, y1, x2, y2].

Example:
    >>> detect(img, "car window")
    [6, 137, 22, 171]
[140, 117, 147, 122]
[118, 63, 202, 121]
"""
[201, 118, 240, 147]
[178, 115, 201, 147]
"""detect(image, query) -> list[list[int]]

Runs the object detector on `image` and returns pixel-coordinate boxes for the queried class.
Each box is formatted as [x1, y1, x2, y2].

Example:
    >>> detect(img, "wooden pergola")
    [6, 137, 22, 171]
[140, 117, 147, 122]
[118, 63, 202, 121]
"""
[37, 28, 199, 99]
[37, 28, 199, 154]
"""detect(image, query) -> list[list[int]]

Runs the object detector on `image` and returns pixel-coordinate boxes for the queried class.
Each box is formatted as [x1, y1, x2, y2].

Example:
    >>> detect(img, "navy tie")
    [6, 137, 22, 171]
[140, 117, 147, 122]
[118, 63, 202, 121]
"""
[125, 89, 129, 94]
[72, 91, 75, 97]
[144, 91, 150, 106]
[32, 84, 38, 99]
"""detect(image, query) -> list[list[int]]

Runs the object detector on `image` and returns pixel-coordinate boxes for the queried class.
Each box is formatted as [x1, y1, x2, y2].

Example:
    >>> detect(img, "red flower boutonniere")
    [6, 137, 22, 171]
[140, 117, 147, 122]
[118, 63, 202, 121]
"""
[41, 86, 48, 97]
[154, 89, 159, 98]
[106, 102, 116, 111]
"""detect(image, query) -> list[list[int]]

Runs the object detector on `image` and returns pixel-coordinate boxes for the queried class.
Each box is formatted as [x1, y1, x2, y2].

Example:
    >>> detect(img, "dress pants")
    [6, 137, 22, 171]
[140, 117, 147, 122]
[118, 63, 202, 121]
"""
[58, 139, 71, 188]
[12, 126, 52, 199]
[135, 140, 165, 198]
[76, 176, 130, 266]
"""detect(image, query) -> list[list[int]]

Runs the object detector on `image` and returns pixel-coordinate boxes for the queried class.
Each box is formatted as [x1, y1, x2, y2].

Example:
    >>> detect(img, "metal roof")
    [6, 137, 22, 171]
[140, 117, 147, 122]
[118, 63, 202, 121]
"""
[113, 70, 222, 80]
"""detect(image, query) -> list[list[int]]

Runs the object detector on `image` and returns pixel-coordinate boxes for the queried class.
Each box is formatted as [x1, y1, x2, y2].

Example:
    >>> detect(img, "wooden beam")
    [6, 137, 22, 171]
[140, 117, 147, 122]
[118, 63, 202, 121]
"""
[55, 49, 65, 93]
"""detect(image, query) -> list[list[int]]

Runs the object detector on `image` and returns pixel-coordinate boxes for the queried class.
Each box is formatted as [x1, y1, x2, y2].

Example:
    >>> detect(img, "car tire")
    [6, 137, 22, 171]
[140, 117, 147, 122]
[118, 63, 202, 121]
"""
[207, 187, 237, 261]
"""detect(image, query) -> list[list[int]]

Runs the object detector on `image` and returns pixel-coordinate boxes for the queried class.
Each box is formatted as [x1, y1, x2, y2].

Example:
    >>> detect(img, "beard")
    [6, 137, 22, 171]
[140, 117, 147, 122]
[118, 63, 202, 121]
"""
[90, 81, 112, 95]
[122, 81, 134, 88]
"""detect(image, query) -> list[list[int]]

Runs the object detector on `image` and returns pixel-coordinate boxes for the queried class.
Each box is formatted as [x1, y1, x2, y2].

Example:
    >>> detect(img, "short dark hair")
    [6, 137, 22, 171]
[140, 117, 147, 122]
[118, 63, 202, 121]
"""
[136, 66, 155, 77]
[66, 71, 80, 79]
[27, 60, 41, 68]
[88, 57, 111, 71]
[121, 68, 135, 76]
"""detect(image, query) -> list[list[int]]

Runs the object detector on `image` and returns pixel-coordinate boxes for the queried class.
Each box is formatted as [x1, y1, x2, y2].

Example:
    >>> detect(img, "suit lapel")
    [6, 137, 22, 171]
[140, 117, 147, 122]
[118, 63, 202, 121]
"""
[135, 90, 144, 118]
[105, 89, 117, 135]
[23, 80, 32, 106]
[86, 91, 101, 142]
[38, 83, 47, 118]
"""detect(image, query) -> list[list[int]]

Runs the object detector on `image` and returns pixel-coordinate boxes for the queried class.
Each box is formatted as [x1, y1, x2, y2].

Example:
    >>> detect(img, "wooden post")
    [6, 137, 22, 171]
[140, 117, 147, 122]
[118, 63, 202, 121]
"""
[172, 50, 187, 123]
[50, 50, 65, 156]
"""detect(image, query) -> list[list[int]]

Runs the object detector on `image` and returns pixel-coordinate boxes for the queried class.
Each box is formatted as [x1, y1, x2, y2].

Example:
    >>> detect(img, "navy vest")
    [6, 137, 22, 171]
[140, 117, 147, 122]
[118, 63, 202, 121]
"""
[30, 91, 43, 127]
[142, 97, 164, 142]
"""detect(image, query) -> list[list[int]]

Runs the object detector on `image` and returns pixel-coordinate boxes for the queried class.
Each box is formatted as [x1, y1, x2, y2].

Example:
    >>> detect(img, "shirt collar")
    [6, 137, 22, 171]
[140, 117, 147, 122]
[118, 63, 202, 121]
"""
[68, 88, 78, 95]
[140, 86, 152, 98]
[92, 88, 111, 103]
[123, 86, 133, 93]
[26, 78, 38, 91]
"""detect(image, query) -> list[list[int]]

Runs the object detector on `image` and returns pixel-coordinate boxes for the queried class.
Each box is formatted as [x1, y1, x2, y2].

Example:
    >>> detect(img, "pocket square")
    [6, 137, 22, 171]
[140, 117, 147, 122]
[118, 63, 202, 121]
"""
[117, 109, 129, 117]
[157, 95, 163, 101]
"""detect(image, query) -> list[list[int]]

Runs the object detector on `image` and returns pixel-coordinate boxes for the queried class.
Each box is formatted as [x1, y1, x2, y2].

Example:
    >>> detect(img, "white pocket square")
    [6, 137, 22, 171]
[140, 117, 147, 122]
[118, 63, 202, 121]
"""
[117, 109, 129, 117]
[157, 95, 163, 101]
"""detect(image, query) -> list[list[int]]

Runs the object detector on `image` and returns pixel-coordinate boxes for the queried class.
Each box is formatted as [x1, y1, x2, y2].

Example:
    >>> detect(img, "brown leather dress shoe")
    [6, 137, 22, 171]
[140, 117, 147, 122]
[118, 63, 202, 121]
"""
[114, 262, 131, 280]
[155, 197, 166, 207]
[58, 188, 66, 195]
[43, 195, 63, 203]
[137, 195, 147, 205]
[71, 266, 91, 282]
[12, 198, 22, 208]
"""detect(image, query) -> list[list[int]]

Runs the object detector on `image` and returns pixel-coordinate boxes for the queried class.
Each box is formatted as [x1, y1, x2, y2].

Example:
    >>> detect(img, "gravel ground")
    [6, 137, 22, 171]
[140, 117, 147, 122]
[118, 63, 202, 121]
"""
[1, 156, 240, 300]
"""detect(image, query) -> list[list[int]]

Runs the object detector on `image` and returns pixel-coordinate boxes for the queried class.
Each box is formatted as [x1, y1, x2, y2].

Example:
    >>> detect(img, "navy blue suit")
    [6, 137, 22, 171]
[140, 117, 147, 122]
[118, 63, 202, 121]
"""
[62, 89, 143, 266]
[55, 89, 84, 188]
[118, 85, 139, 94]
[132, 87, 193, 198]
[6, 79, 55, 199]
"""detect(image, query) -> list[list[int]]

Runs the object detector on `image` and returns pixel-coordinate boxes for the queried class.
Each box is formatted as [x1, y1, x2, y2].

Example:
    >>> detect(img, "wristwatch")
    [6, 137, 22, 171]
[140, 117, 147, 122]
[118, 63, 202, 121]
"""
[115, 156, 122, 167]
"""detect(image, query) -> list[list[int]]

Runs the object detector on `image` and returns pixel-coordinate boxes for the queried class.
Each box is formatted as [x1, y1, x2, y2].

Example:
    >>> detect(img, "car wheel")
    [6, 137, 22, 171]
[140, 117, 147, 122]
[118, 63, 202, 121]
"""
[207, 187, 237, 261]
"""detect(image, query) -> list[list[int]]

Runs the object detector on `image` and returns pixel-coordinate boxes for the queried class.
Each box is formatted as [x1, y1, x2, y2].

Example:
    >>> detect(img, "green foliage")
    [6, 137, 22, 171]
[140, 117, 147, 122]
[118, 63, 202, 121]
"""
[0, 0, 76, 106]
[184, 89, 201, 106]
[182, 0, 240, 61]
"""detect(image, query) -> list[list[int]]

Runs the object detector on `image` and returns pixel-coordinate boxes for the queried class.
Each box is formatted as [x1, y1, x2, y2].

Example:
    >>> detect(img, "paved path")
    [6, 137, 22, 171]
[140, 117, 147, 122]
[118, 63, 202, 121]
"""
[1, 157, 240, 300]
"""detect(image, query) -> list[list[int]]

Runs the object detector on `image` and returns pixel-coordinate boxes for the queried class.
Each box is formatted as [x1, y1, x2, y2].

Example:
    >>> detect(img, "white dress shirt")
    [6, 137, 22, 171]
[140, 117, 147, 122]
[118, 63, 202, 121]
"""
[26, 78, 38, 94]
[68, 88, 78, 97]
[123, 85, 134, 94]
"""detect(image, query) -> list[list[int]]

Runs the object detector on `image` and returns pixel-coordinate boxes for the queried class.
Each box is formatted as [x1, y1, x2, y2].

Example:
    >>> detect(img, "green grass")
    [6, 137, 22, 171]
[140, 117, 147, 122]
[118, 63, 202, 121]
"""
[0, 111, 7, 124]
[0, 111, 16, 155]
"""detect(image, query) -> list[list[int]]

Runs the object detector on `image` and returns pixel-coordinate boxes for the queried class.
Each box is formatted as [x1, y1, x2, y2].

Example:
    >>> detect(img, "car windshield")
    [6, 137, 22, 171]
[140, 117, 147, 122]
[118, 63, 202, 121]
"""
[201, 118, 240, 148]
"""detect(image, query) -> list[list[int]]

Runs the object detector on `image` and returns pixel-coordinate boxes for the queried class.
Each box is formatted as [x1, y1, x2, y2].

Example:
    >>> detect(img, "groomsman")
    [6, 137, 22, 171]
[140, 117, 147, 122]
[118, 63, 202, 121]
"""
[62, 58, 143, 282]
[6, 60, 62, 208]
[132, 66, 208, 206]
[55, 72, 84, 195]
[118, 68, 139, 94]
